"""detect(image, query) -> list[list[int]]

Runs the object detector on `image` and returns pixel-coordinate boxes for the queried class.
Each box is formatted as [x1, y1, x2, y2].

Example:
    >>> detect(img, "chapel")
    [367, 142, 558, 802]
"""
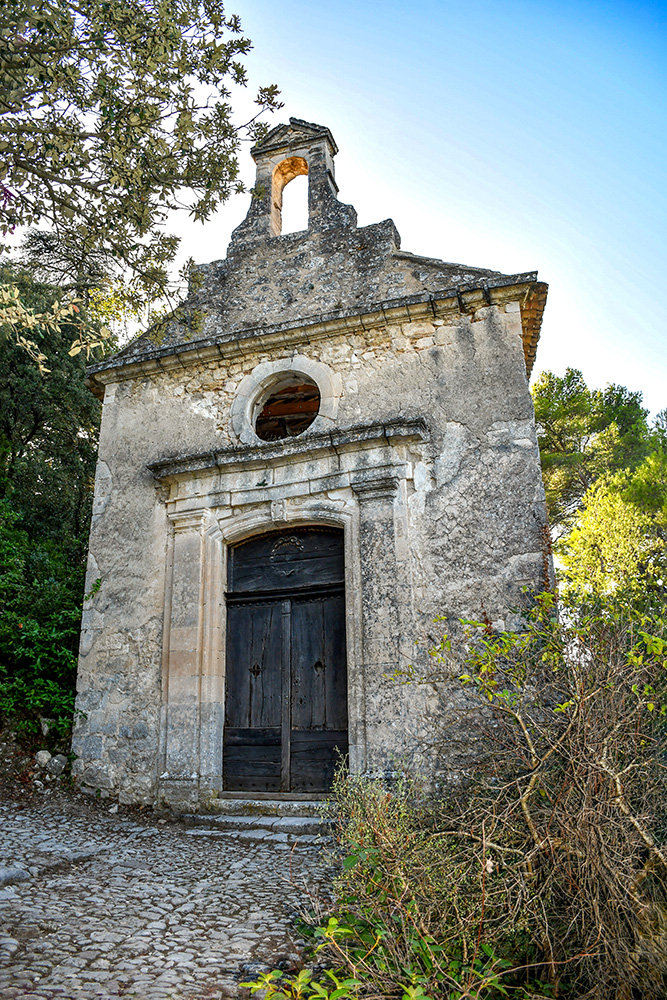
[73, 118, 551, 808]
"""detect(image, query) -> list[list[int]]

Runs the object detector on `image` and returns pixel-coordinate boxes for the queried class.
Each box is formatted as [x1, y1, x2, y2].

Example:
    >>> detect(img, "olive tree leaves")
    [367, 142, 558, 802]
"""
[0, 0, 281, 354]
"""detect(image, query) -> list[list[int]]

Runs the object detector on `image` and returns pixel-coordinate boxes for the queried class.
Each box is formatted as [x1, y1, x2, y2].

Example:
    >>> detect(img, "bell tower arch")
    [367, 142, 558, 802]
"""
[230, 117, 357, 247]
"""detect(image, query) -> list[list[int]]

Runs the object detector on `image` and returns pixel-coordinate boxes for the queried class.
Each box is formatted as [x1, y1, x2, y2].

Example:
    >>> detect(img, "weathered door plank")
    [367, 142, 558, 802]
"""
[280, 599, 291, 792]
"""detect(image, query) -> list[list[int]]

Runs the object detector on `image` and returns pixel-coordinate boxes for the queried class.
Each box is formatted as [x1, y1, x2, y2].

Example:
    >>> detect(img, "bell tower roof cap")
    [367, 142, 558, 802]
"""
[251, 117, 339, 159]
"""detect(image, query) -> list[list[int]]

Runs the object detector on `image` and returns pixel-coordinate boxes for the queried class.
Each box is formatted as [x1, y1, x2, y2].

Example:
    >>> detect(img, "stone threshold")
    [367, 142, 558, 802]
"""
[204, 796, 329, 817]
[216, 791, 329, 801]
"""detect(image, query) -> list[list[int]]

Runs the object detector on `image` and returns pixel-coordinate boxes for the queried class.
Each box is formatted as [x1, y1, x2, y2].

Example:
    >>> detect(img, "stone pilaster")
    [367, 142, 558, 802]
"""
[197, 519, 225, 797]
[159, 510, 207, 808]
[352, 476, 401, 669]
[352, 476, 406, 775]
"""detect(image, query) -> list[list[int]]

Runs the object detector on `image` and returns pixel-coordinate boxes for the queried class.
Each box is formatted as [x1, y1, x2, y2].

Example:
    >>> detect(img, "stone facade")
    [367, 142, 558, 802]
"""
[73, 118, 551, 809]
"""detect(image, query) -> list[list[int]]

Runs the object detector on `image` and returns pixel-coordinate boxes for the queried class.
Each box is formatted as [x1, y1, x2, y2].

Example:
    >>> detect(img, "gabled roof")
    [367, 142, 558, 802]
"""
[86, 115, 548, 390]
[251, 117, 338, 158]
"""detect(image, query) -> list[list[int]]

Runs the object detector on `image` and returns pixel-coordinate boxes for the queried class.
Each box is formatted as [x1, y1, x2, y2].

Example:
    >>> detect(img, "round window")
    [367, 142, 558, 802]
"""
[254, 375, 321, 441]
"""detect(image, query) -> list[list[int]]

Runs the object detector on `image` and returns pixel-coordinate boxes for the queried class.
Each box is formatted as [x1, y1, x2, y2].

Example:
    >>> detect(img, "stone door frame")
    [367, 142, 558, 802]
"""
[152, 417, 427, 810]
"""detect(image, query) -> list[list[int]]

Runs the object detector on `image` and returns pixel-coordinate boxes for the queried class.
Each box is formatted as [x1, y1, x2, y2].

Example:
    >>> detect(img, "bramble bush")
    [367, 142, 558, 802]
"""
[244, 594, 667, 1000]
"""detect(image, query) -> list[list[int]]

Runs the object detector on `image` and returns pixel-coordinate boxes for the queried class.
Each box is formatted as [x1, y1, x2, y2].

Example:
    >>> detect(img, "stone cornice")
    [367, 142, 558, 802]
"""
[351, 475, 400, 501]
[251, 117, 339, 158]
[148, 417, 428, 482]
[520, 281, 548, 378]
[167, 510, 209, 533]
[86, 274, 547, 398]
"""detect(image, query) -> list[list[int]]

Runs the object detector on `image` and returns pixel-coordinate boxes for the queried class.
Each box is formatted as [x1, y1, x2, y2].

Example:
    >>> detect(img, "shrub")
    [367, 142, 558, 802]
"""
[0, 499, 84, 742]
[437, 593, 667, 999]
[244, 595, 667, 1000]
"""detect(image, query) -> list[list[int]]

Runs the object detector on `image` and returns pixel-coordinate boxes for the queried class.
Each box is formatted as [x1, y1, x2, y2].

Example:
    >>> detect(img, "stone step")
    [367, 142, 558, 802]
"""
[182, 812, 331, 841]
[205, 796, 328, 818]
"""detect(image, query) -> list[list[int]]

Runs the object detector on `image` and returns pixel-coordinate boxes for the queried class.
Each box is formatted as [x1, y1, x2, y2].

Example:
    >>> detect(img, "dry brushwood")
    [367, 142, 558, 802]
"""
[314, 599, 667, 1000]
[431, 597, 667, 999]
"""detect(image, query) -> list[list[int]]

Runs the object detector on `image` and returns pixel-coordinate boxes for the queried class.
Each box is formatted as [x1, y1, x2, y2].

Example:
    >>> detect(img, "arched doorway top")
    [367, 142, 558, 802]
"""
[228, 526, 344, 595]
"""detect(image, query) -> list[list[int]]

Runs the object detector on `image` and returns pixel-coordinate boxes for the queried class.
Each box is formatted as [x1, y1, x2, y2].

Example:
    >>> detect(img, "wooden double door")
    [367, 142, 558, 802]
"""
[223, 527, 348, 793]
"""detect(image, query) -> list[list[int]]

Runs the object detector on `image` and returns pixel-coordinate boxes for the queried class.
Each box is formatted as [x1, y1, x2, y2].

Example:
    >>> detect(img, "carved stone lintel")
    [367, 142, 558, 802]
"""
[147, 417, 427, 482]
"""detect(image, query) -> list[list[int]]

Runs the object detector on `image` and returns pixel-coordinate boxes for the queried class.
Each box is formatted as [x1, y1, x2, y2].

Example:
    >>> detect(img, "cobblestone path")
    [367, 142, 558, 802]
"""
[0, 799, 328, 999]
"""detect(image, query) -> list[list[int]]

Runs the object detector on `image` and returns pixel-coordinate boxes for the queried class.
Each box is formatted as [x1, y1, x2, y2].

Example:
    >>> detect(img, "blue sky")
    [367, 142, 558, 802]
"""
[174, 0, 667, 416]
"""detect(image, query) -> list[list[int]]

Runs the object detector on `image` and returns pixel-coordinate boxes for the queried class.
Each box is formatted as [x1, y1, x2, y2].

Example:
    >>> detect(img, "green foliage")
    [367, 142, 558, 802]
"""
[625, 446, 667, 520]
[0, 498, 83, 739]
[17, 229, 115, 301]
[431, 595, 667, 999]
[653, 409, 667, 449]
[531, 368, 651, 532]
[241, 967, 362, 1000]
[245, 770, 554, 998]
[306, 774, 552, 1000]
[0, 265, 104, 741]
[0, 264, 103, 535]
[532, 369, 666, 608]
[557, 468, 667, 607]
[1, 0, 281, 309]
[0, 268, 90, 370]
